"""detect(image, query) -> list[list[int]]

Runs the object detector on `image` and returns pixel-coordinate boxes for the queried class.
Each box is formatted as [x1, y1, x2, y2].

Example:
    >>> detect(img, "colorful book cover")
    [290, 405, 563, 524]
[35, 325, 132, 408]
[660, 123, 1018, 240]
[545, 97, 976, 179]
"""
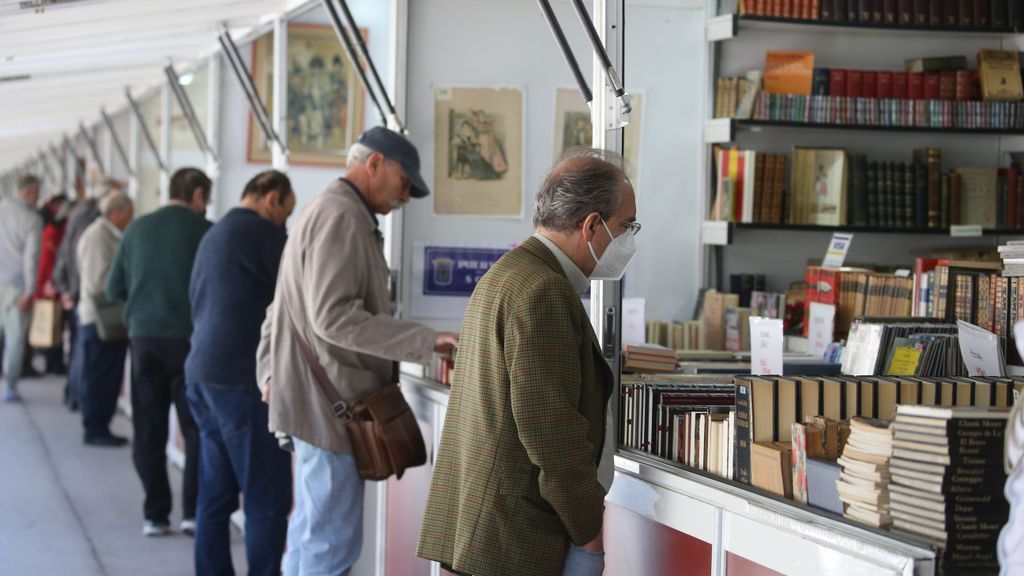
[764, 51, 816, 95]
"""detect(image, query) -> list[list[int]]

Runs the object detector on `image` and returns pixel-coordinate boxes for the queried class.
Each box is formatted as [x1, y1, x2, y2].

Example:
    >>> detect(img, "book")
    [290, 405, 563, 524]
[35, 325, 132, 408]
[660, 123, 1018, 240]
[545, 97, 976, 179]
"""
[957, 168, 999, 229]
[764, 51, 815, 96]
[905, 56, 969, 73]
[978, 48, 1024, 101]
[752, 441, 794, 498]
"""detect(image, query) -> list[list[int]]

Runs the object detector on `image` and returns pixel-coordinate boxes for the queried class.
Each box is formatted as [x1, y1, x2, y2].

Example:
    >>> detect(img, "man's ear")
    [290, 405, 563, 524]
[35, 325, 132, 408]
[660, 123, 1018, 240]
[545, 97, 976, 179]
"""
[366, 151, 384, 175]
[581, 211, 602, 242]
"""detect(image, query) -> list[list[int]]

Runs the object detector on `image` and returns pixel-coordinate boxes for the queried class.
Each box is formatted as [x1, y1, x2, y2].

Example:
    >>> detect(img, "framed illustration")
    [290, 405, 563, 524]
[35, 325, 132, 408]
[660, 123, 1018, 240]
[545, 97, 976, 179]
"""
[552, 87, 644, 181]
[434, 86, 524, 217]
[248, 24, 366, 166]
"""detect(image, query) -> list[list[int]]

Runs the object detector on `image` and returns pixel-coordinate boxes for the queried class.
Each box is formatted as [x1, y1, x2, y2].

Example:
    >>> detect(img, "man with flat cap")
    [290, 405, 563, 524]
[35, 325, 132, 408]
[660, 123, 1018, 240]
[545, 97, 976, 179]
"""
[257, 127, 458, 575]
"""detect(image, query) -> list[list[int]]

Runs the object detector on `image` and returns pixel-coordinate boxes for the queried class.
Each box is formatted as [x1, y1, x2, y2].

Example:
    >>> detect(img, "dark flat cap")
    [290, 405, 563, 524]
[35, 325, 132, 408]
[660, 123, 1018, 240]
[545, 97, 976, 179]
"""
[357, 126, 429, 198]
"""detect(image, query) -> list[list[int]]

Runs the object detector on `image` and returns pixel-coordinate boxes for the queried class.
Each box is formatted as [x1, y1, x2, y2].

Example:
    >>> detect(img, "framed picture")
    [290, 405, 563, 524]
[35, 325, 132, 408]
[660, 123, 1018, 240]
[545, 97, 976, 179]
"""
[552, 87, 644, 181]
[248, 24, 366, 166]
[433, 86, 524, 217]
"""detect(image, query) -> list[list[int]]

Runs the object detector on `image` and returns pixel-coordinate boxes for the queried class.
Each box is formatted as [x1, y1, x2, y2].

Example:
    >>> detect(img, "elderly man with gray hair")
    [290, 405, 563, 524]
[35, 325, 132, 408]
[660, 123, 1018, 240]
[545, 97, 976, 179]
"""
[76, 191, 133, 446]
[54, 177, 125, 411]
[0, 175, 43, 402]
[418, 147, 639, 576]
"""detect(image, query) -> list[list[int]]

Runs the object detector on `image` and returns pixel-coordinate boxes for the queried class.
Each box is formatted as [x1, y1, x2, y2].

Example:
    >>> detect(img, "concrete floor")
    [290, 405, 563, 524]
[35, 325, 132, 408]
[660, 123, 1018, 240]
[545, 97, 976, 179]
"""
[0, 375, 246, 576]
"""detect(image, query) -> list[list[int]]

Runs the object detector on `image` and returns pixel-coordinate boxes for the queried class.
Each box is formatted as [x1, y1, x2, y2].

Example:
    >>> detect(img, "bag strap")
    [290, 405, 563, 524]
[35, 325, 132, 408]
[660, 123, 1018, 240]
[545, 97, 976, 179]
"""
[287, 313, 352, 421]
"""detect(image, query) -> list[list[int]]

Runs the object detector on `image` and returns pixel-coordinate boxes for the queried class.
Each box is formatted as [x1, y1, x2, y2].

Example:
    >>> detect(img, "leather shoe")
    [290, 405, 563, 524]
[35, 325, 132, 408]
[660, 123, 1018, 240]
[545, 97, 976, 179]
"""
[84, 433, 128, 447]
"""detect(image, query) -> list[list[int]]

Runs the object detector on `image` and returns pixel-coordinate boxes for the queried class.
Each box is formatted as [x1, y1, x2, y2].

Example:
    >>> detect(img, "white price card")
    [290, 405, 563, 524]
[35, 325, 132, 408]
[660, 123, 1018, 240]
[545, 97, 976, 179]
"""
[750, 316, 784, 376]
[622, 298, 646, 346]
[808, 302, 836, 360]
[957, 320, 1005, 378]
[822, 232, 854, 269]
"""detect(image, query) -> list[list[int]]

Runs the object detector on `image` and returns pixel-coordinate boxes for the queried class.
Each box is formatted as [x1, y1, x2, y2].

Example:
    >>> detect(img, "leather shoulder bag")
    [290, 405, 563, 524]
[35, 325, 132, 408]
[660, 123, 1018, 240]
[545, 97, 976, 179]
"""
[288, 317, 426, 480]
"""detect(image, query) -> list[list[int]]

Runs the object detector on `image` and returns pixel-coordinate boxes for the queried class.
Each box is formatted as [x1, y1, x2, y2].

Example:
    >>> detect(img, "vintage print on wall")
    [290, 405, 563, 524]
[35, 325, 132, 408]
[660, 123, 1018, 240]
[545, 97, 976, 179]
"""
[248, 24, 365, 166]
[553, 87, 644, 180]
[434, 86, 523, 217]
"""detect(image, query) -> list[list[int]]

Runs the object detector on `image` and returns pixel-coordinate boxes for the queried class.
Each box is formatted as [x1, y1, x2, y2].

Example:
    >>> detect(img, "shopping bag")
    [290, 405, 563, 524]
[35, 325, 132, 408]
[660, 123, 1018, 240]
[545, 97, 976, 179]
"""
[28, 298, 62, 348]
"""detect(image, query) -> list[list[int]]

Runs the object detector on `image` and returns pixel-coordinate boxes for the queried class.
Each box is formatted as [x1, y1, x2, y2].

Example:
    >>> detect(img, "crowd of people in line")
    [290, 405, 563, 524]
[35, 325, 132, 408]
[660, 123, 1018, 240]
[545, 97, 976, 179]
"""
[0, 125, 639, 576]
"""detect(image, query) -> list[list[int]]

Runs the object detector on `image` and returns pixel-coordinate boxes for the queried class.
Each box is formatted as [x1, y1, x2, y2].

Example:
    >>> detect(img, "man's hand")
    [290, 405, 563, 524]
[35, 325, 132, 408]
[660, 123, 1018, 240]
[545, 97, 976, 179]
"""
[434, 332, 459, 354]
[261, 379, 271, 404]
[582, 528, 603, 553]
[16, 293, 32, 313]
[42, 280, 57, 299]
[61, 293, 75, 311]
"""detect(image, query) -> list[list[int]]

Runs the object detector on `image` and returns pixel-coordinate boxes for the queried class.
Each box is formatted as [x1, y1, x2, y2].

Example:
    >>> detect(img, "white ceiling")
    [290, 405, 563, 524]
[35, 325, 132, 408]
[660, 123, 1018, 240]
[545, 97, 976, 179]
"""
[0, 0, 310, 175]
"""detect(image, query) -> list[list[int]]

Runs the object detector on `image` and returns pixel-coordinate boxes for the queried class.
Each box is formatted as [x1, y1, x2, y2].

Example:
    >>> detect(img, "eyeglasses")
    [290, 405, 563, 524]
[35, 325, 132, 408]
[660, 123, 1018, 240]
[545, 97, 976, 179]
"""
[616, 218, 641, 236]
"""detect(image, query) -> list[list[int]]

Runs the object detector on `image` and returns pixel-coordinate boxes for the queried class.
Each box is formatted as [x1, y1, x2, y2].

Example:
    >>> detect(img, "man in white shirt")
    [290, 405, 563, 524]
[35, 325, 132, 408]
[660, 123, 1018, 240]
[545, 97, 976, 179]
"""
[0, 175, 43, 402]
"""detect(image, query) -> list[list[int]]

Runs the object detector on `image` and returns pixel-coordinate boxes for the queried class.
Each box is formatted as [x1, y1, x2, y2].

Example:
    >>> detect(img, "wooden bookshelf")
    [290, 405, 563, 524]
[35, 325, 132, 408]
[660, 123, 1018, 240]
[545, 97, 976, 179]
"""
[708, 13, 1023, 42]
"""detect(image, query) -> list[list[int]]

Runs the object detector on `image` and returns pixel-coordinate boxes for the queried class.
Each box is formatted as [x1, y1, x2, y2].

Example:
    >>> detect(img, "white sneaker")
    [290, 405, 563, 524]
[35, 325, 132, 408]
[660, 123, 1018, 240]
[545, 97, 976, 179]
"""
[180, 519, 196, 537]
[143, 521, 172, 537]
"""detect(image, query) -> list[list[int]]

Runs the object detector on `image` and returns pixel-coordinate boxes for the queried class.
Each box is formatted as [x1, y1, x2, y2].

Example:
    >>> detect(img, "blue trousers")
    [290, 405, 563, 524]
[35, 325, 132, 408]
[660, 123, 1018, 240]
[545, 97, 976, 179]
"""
[186, 382, 292, 576]
[79, 323, 127, 437]
[0, 282, 29, 395]
[282, 438, 365, 576]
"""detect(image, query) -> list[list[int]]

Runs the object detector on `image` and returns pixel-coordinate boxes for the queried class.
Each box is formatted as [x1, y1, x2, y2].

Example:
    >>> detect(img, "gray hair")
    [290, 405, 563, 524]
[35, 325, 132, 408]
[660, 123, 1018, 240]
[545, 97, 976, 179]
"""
[533, 147, 628, 232]
[18, 174, 40, 191]
[100, 191, 133, 216]
[346, 142, 374, 167]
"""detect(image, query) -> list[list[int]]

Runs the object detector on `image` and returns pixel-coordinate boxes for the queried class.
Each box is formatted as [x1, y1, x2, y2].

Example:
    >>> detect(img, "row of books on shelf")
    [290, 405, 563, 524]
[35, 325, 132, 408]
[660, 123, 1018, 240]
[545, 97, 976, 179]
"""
[748, 92, 1024, 129]
[735, 0, 1024, 29]
[716, 50, 1024, 123]
[911, 256, 1024, 339]
[711, 145, 1022, 230]
[841, 319, 969, 375]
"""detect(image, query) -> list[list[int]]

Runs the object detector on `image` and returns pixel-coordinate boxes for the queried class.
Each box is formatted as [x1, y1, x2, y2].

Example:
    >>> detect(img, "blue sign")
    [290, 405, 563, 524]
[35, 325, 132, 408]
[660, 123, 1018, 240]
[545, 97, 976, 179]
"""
[423, 246, 508, 297]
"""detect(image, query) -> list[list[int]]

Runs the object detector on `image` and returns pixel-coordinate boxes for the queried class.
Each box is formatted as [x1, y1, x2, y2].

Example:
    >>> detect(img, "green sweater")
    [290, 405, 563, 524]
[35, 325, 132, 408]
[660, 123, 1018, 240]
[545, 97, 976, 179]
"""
[106, 205, 212, 340]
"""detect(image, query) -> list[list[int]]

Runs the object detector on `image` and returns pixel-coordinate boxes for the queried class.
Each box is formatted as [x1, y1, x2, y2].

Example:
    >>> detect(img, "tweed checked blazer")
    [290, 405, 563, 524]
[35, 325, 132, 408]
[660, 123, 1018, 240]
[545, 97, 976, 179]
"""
[417, 236, 613, 576]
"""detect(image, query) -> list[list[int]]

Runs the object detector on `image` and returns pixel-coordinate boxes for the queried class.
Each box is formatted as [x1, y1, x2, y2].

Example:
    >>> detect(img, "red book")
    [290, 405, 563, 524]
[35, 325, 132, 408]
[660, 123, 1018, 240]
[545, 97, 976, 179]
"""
[784, 0, 794, 17]
[847, 70, 864, 98]
[954, 70, 980, 101]
[811, 0, 821, 19]
[829, 69, 848, 97]
[862, 71, 878, 99]
[939, 71, 957, 100]
[923, 73, 941, 99]
[877, 71, 894, 98]
[908, 72, 925, 99]
[893, 72, 909, 99]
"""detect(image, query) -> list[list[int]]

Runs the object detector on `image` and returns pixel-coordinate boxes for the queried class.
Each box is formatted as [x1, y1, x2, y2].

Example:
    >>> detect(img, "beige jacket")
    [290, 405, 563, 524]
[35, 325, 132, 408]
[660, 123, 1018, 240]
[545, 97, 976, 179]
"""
[257, 179, 436, 453]
[76, 218, 120, 326]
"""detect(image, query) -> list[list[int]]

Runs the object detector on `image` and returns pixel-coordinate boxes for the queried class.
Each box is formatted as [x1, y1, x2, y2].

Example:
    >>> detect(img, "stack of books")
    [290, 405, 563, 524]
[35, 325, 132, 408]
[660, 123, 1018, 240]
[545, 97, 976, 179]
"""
[623, 345, 678, 373]
[889, 405, 1010, 574]
[836, 417, 894, 527]
[999, 240, 1024, 277]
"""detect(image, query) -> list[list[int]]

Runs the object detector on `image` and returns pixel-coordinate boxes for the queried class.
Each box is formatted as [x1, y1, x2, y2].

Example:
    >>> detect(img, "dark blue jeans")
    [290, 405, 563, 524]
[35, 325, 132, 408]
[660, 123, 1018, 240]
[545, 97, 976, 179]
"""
[79, 323, 127, 437]
[186, 382, 292, 576]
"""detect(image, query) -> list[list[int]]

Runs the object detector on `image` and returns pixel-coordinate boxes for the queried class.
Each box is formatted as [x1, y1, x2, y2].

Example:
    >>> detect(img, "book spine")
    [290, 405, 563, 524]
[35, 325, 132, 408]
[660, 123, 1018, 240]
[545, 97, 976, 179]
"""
[992, 0, 1008, 27]
[1010, 0, 1022, 28]
[905, 0, 921, 22]
[976, 0, 992, 27]
[929, 0, 945, 24]
[927, 148, 941, 228]
[903, 161, 915, 228]
[885, 0, 899, 21]
[868, 161, 880, 226]
[959, 0, 973, 26]
[735, 382, 753, 484]
[944, 0, 960, 24]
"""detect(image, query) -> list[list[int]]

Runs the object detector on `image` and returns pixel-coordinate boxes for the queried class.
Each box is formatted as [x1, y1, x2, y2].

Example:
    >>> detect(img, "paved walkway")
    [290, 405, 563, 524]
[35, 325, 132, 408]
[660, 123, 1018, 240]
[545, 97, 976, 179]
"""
[0, 376, 246, 575]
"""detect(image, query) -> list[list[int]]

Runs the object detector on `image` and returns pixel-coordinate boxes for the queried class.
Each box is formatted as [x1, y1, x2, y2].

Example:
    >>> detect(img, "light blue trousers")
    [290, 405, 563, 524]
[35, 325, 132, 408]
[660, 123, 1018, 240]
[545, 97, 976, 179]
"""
[282, 438, 365, 576]
[562, 544, 605, 576]
[0, 283, 29, 396]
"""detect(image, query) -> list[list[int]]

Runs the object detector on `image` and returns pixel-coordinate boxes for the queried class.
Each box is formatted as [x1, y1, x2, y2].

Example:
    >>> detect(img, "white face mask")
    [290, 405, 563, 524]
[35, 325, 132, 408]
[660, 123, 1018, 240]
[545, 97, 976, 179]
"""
[587, 218, 637, 281]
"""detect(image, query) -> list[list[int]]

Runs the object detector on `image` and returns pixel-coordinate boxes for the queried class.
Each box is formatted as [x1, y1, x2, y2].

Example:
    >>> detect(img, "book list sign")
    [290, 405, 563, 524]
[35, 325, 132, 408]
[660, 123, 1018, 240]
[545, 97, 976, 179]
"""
[956, 320, 1005, 377]
[750, 317, 784, 376]
[413, 243, 511, 319]
[808, 302, 835, 359]
[822, 232, 853, 269]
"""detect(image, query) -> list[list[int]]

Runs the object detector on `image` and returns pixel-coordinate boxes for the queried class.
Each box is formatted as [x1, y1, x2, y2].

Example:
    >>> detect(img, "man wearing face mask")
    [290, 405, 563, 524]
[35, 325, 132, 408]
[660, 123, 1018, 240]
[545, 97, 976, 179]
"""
[257, 127, 459, 575]
[418, 147, 638, 576]
[185, 170, 295, 576]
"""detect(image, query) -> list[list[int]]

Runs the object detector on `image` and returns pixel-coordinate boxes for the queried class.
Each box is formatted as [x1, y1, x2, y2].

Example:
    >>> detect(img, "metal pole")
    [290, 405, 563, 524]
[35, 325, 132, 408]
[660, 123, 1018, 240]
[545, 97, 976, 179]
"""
[335, 0, 404, 131]
[101, 108, 136, 178]
[320, 0, 387, 125]
[79, 123, 105, 176]
[537, 0, 593, 104]
[164, 65, 219, 163]
[216, 32, 287, 156]
[126, 89, 167, 173]
[569, 0, 626, 98]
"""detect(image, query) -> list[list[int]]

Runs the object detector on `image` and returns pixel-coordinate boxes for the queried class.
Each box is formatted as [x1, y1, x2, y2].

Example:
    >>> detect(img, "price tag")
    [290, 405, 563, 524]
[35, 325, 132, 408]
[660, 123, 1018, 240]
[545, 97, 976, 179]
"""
[822, 232, 854, 269]
[950, 225, 983, 238]
[808, 302, 836, 360]
[957, 320, 1004, 377]
[750, 316, 784, 376]
[622, 298, 646, 346]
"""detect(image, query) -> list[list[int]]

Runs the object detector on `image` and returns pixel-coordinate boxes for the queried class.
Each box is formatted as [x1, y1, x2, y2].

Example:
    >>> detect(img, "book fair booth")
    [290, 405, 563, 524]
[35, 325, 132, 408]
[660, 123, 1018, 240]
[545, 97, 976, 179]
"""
[5, 0, 1024, 574]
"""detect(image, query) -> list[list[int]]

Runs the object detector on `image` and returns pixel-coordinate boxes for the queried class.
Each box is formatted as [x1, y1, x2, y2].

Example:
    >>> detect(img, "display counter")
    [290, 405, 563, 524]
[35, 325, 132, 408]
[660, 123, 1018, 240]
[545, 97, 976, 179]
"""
[392, 374, 939, 576]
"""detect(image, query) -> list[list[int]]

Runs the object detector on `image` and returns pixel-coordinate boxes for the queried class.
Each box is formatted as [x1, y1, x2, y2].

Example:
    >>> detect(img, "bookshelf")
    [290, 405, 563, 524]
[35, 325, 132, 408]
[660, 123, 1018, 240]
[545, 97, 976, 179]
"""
[709, 13, 1024, 42]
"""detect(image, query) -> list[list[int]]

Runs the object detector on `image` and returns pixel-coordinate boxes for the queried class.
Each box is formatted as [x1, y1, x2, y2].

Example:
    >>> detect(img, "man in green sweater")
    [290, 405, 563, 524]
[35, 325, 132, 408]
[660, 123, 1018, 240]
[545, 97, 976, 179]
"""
[106, 168, 213, 538]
